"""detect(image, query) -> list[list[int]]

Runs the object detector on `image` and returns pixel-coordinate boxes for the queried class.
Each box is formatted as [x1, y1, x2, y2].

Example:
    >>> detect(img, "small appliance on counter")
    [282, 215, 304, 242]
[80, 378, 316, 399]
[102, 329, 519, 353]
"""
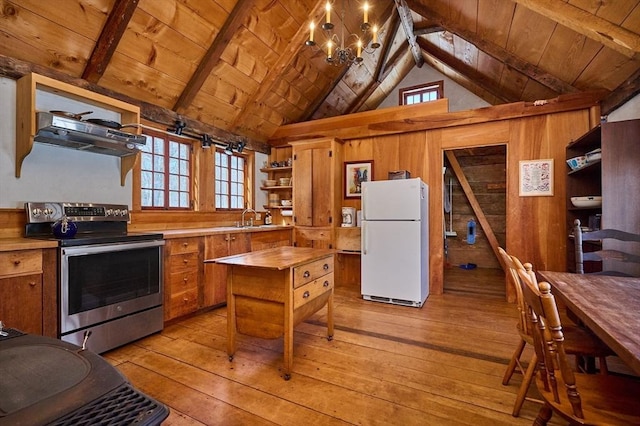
[341, 207, 356, 227]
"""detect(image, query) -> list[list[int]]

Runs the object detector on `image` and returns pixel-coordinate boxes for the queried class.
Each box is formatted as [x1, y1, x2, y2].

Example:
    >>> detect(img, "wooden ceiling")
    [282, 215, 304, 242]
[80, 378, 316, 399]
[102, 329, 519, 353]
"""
[0, 0, 638, 149]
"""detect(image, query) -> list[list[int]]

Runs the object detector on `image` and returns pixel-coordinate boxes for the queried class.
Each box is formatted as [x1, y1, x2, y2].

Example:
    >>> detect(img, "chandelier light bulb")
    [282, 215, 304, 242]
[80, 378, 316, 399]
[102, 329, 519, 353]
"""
[306, 21, 316, 46]
[323, 1, 334, 30]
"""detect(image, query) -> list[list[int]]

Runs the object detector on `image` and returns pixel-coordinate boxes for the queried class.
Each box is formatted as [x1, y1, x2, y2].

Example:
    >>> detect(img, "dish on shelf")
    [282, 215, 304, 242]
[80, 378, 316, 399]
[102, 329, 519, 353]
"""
[263, 179, 277, 187]
[571, 196, 602, 208]
[566, 155, 587, 170]
[281, 199, 292, 206]
[278, 177, 291, 186]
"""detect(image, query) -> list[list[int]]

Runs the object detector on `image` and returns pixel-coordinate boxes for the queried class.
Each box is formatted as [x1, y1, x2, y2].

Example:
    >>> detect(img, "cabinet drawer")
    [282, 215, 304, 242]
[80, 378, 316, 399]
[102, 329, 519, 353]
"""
[168, 270, 198, 292]
[0, 250, 42, 277]
[293, 256, 333, 288]
[169, 252, 200, 273]
[168, 288, 199, 319]
[169, 238, 200, 255]
[293, 273, 333, 309]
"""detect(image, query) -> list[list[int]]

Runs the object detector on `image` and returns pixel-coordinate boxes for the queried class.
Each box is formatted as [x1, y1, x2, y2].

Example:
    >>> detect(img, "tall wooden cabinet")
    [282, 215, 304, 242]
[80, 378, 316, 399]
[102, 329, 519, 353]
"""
[290, 138, 343, 249]
[566, 119, 640, 274]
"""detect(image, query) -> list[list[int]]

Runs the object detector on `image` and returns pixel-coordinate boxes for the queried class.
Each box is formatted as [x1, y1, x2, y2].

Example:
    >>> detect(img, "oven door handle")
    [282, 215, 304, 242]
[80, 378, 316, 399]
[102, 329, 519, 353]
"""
[62, 239, 165, 256]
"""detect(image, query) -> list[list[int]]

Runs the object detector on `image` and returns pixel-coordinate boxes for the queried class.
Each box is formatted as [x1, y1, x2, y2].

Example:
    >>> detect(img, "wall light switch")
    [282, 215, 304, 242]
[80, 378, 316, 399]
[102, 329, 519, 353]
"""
[255, 213, 261, 220]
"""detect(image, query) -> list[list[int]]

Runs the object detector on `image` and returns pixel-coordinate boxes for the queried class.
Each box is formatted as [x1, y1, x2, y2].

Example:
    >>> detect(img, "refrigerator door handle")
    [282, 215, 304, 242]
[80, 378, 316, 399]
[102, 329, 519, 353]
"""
[362, 222, 368, 255]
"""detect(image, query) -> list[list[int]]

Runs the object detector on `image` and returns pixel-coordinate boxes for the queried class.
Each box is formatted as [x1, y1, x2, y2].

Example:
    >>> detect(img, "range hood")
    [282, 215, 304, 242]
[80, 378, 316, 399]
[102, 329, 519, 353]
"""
[34, 112, 146, 157]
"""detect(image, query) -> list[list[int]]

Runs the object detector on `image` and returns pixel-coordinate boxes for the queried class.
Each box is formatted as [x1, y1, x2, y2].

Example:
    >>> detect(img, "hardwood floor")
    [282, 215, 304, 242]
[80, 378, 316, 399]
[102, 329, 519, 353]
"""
[105, 269, 563, 425]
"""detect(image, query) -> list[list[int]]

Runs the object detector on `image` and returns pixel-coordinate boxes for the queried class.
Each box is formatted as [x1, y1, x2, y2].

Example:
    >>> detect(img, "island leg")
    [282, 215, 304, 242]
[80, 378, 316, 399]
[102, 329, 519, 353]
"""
[327, 288, 334, 341]
[227, 269, 237, 361]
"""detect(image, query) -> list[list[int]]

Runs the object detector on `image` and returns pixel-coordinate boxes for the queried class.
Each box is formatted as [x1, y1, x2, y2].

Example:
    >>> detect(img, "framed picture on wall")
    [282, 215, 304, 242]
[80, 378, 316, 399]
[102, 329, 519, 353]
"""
[344, 160, 373, 198]
[519, 159, 554, 196]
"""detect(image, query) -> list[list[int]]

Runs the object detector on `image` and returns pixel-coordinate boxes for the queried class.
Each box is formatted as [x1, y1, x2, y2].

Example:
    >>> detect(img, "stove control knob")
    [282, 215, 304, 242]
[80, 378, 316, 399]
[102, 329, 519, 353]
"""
[43, 208, 53, 216]
[31, 208, 43, 217]
[121, 209, 128, 217]
[105, 209, 114, 217]
[114, 209, 122, 217]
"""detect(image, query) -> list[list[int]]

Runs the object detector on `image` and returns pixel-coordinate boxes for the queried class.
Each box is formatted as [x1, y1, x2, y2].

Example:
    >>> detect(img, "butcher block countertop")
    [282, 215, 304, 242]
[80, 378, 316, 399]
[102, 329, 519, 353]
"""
[154, 225, 292, 239]
[209, 246, 335, 269]
[0, 226, 291, 251]
[0, 238, 59, 252]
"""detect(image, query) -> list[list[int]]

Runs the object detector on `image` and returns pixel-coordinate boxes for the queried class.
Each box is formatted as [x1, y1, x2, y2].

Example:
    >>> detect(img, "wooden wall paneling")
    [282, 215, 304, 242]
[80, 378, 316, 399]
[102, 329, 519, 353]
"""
[196, 146, 215, 212]
[397, 132, 428, 179]
[505, 111, 589, 276]
[426, 129, 445, 295]
[371, 134, 400, 179]
[342, 138, 374, 211]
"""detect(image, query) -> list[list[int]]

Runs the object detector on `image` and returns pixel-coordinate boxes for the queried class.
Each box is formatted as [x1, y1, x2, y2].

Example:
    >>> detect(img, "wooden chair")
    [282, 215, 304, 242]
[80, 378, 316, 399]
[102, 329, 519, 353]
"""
[574, 219, 640, 276]
[498, 247, 613, 417]
[517, 270, 640, 425]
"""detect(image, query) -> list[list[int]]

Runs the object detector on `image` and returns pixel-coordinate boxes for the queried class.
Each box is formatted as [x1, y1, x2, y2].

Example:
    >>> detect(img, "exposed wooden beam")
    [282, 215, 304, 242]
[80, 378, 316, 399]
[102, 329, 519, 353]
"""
[346, 10, 402, 114]
[406, 0, 580, 95]
[600, 67, 640, 116]
[394, 0, 424, 67]
[346, 47, 408, 114]
[416, 38, 515, 104]
[512, 0, 640, 60]
[413, 23, 444, 36]
[173, 0, 254, 112]
[82, 0, 139, 83]
[0, 54, 269, 153]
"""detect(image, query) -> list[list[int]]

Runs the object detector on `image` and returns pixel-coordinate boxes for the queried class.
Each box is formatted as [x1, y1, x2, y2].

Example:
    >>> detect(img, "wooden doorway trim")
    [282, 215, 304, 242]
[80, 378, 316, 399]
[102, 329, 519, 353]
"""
[444, 151, 510, 300]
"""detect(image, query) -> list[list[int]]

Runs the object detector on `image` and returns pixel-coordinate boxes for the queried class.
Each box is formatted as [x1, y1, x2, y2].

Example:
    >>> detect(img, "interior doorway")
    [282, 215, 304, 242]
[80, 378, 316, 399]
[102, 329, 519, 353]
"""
[442, 145, 507, 298]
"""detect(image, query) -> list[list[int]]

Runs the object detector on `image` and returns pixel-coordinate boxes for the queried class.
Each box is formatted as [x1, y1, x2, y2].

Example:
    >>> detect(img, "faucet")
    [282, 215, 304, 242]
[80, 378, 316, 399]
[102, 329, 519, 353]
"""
[241, 208, 257, 227]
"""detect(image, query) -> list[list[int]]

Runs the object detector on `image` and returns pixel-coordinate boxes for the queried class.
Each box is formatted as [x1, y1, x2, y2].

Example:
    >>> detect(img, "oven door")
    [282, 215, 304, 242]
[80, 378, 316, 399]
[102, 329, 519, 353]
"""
[60, 240, 164, 335]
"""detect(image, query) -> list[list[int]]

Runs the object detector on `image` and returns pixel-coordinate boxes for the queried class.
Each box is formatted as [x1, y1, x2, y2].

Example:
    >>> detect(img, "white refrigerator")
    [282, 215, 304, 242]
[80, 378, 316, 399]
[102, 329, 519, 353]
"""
[361, 178, 429, 307]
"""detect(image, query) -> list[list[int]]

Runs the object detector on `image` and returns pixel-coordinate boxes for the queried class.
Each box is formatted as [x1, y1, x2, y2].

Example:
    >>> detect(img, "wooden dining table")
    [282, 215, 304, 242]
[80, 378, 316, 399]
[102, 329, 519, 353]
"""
[537, 270, 640, 376]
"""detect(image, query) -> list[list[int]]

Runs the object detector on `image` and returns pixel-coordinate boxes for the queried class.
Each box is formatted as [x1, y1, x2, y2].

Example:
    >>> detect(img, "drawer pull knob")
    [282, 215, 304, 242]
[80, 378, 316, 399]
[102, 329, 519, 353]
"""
[29, 281, 37, 287]
[323, 263, 329, 270]
[13, 260, 21, 266]
[323, 280, 329, 287]
[183, 277, 188, 283]
[303, 271, 310, 278]
[303, 290, 310, 298]
[183, 259, 188, 264]
[182, 242, 188, 247]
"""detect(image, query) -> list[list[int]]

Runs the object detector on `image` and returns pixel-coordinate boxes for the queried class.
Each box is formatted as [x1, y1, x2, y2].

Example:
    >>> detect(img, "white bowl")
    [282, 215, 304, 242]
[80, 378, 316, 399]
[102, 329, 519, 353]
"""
[571, 196, 602, 208]
[281, 199, 292, 207]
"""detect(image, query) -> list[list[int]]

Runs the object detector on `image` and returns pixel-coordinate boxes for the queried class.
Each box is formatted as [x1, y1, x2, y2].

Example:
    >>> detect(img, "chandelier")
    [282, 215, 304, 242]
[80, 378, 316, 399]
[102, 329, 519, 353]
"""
[305, 1, 381, 66]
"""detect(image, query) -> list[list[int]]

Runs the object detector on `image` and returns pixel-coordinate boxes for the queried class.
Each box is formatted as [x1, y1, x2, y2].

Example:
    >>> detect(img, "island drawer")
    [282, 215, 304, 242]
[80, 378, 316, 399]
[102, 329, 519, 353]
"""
[293, 273, 333, 310]
[293, 256, 333, 288]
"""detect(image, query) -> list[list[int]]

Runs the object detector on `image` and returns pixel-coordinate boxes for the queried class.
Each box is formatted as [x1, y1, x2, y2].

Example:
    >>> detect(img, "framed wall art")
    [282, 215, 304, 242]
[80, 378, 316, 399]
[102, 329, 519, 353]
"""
[519, 159, 554, 196]
[344, 160, 373, 198]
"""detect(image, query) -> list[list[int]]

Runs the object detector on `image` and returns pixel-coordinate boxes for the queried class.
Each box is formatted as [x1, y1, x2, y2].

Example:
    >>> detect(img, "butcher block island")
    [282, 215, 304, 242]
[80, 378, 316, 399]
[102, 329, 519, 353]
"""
[208, 246, 335, 380]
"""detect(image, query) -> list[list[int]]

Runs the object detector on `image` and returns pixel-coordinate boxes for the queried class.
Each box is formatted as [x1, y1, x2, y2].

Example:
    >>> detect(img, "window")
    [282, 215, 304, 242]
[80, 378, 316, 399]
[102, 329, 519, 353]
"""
[215, 149, 246, 209]
[399, 80, 444, 105]
[140, 130, 192, 209]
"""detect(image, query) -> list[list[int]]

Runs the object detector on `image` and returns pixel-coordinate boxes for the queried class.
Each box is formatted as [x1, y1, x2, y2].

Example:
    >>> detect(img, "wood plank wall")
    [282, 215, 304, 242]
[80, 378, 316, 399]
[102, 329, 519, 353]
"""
[273, 97, 601, 301]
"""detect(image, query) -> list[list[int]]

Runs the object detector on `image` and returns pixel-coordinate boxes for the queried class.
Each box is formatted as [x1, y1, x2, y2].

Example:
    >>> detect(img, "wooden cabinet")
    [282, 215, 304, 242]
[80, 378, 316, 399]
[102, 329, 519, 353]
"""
[203, 233, 251, 307]
[163, 237, 203, 321]
[290, 138, 343, 249]
[250, 229, 292, 251]
[0, 248, 57, 336]
[565, 119, 640, 274]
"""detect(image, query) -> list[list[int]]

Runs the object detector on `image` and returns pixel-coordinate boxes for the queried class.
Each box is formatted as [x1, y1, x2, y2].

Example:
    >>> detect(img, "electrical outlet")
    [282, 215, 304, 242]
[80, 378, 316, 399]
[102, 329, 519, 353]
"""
[255, 213, 262, 220]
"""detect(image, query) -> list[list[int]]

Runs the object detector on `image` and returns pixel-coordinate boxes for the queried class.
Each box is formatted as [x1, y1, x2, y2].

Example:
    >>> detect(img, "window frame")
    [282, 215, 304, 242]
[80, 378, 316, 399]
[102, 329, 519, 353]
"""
[139, 128, 194, 211]
[399, 80, 444, 106]
[214, 147, 248, 211]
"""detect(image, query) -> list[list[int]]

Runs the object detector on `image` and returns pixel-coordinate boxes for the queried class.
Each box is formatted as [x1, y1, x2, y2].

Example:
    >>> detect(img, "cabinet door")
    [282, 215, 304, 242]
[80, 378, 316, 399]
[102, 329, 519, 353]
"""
[312, 146, 333, 226]
[251, 229, 292, 251]
[294, 148, 314, 226]
[293, 146, 333, 227]
[0, 274, 43, 334]
[203, 233, 250, 307]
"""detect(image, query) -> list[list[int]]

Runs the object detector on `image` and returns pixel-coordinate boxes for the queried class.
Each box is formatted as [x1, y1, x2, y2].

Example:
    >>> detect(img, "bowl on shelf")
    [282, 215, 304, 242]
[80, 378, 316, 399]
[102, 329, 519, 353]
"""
[278, 177, 291, 186]
[586, 148, 602, 162]
[566, 155, 587, 171]
[263, 179, 277, 187]
[281, 199, 292, 207]
[571, 196, 602, 208]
